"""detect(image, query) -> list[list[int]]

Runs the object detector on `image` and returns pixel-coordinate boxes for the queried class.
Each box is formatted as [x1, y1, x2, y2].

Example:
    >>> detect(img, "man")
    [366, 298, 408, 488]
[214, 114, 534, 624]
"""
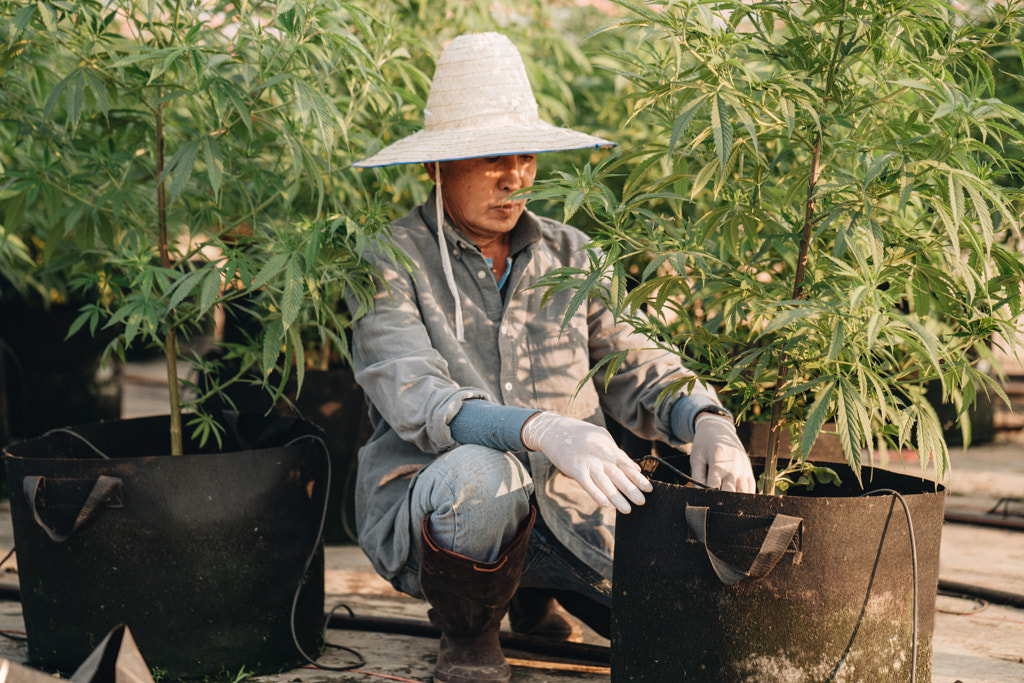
[352, 32, 755, 683]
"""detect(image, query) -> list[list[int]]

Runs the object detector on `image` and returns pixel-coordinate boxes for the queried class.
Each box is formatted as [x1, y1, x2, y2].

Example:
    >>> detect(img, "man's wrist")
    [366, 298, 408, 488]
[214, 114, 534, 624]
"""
[671, 396, 727, 441]
[693, 404, 731, 426]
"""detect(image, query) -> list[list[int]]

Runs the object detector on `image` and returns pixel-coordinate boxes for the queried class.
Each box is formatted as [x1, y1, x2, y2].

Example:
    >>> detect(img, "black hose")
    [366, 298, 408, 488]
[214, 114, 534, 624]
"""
[938, 580, 1024, 610]
[944, 511, 1024, 531]
[324, 612, 610, 664]
[285, 434, 366, 672]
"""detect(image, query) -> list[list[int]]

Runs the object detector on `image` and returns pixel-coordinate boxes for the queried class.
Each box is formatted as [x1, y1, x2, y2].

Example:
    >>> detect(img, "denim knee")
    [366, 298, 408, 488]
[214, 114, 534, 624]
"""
[410, 445, 534, 562]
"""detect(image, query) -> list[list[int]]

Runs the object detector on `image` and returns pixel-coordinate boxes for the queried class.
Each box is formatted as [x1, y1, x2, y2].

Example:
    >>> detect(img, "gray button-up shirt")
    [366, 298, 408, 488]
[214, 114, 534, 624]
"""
[351, 190, 718, 582]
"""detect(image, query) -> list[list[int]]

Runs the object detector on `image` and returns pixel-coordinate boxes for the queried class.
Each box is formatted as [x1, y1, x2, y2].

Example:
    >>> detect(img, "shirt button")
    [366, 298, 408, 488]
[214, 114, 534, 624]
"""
[504, 382, 513, 391]
[500, 325, 507, 335]
[477, 270, 487, 279]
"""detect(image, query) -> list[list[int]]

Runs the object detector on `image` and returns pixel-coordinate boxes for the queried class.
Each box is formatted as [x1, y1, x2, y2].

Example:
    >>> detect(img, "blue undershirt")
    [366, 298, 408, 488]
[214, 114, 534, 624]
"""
[484, 256, 513, 290]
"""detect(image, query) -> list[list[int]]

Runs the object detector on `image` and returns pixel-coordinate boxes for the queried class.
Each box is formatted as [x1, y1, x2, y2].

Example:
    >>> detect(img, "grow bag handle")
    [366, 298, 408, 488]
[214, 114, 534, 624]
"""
[23, 475, 124, 543]
[685, 505, 802, 586]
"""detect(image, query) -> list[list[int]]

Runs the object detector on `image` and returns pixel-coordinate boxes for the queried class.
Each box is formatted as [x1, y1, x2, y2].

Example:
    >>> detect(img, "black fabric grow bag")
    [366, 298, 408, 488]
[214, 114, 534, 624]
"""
[612, 458, 946, 682]
[2, 413, 328, 680]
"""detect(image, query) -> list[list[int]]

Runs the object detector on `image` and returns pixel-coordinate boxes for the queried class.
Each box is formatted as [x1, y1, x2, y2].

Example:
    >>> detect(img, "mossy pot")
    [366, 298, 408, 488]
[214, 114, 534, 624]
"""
[612, 457, 945, 682]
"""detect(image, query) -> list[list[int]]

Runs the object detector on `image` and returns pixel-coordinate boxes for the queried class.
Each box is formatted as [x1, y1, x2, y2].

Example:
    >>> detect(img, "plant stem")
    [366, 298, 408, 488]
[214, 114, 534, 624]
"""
[762, 16, 846, 494]
[762, 135, 821, 492]
[156, 101, 183, 455]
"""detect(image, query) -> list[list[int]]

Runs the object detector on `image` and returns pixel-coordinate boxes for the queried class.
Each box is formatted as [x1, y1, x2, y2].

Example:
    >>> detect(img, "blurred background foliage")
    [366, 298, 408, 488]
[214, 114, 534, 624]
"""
[2, 0, 1024, 476]
[0, 0, 629, 317]
[0, 0, 630, 446]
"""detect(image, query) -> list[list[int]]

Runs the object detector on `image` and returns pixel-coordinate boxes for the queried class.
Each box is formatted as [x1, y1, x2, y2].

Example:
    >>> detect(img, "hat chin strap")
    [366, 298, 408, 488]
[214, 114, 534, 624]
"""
[434, 163, 465, 342]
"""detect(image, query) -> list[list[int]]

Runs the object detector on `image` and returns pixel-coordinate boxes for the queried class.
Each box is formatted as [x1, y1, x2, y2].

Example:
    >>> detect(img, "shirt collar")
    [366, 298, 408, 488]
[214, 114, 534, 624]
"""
[423, 187, 543, 257]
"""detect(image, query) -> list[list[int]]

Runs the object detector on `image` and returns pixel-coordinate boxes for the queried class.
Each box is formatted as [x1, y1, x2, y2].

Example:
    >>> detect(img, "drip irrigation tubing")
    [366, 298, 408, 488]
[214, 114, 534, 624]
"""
[937, 580, 1024, 611]
[322, 611, 610, 664]
[943, 511, 1024, 530]
[943, 496, 1024, 531]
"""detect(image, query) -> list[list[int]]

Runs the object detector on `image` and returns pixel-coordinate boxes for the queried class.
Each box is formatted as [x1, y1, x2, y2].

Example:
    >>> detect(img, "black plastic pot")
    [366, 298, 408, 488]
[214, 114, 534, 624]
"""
[0, 303, 122, 448]
[200, 357, 370, 544]
[2, 412, 328, 680]
[612, 457, 946, 682]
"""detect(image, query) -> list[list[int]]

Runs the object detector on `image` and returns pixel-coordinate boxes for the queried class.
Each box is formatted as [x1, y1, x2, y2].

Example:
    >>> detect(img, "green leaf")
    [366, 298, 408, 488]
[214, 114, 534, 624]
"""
[901, 315, 942, 376]
[836, 378, 864, 476]
[780, 96, 795, 138]
[669, 96, 706, 156]
[203, 136, 224, 200]
[282, 256, 303, 328]
[722, 93, 759, 159]
[915, 402, 949, 479]
[800, 382, 835, 458]
[200, 269, 221, 315]
[948, 171, 964, 230]
[12, 4, 36, 41]
[710, 93, 733, 172]
[563, 190, 586, 223]
[261, 317, 285, 375]
[253, 252, 289, 289]
[36, 1, 56, 32]
[202, 52, 233, 76]
[826, 319, 844, 361]
[691, 159, 718, 199]
[762, 306, 816, 336]
[225, 84, 253, 137]
[42, 70, 73, 121]
[65, 69, 85, 132]
[83, 69, 109, 117]
[166, 269, 202, 310]
[864, 152, 897, 187]
[166, 138, 200, 205]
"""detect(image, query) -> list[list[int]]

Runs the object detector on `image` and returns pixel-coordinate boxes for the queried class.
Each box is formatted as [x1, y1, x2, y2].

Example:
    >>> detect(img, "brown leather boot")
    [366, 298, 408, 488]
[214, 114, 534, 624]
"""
[419, 506, 537, 683]
[508, 588, 583, 642]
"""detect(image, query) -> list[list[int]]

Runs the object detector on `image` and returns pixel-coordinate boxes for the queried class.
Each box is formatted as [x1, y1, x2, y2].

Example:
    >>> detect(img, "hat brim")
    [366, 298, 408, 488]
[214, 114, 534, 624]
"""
[354, 121, 614, 168]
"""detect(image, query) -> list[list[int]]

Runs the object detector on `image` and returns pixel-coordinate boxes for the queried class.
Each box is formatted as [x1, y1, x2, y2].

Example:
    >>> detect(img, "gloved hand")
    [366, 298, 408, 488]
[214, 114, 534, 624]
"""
[521, 412, 652, 514]
[691, 413, 756, 493]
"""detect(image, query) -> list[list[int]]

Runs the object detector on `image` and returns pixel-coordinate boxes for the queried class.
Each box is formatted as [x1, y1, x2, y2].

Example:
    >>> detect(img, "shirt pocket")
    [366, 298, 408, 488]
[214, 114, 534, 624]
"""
[524, 318, 601, 420]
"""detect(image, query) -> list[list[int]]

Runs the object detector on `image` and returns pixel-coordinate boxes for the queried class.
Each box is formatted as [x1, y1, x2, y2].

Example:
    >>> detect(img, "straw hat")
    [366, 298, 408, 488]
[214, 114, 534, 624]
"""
[354, 32, 614, 167]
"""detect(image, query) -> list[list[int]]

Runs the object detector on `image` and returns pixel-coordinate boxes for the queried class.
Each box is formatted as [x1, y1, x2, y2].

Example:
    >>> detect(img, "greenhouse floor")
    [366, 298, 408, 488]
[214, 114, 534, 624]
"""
[0, 358, 1019, 682]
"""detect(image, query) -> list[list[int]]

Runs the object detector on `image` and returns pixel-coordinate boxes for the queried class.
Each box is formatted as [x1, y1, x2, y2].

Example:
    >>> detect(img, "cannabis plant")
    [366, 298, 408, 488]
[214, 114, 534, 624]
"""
[0, 0, 405, 454]
[533, 0, 1024, 492]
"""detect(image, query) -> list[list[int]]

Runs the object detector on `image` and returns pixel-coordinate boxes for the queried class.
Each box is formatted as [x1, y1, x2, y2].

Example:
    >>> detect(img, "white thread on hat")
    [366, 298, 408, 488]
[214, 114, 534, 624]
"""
[354, 32, 614, 167]
[433, 165, 465, 341]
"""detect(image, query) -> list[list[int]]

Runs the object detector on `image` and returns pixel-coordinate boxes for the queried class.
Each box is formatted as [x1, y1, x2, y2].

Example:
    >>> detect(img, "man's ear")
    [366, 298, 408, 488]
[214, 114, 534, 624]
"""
[424, 162, 439, 182]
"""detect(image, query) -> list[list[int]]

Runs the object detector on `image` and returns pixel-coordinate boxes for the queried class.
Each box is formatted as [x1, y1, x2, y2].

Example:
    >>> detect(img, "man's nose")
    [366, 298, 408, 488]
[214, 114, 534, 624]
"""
[499, 156, 523, 189]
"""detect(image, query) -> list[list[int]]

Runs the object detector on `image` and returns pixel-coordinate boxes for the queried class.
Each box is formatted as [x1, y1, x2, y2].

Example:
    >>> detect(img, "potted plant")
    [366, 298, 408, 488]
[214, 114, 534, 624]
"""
[0, 150, 121, 447]
[0, 0, 406, 677]
[530, 0, 1024, 680]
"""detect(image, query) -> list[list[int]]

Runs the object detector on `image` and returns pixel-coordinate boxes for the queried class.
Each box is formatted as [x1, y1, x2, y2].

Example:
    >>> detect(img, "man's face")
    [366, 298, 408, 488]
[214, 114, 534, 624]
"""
[428, 154, 537, 242]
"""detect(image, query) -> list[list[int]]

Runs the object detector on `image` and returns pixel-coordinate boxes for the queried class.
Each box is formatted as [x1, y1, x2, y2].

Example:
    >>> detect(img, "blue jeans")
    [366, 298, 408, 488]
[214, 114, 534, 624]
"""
[390, 445, 612, 607]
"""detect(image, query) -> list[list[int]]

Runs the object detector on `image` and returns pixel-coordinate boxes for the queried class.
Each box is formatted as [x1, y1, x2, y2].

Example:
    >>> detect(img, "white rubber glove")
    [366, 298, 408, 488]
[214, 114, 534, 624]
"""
[521, 412, 653, 514]
[691, 413, 756, 493]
